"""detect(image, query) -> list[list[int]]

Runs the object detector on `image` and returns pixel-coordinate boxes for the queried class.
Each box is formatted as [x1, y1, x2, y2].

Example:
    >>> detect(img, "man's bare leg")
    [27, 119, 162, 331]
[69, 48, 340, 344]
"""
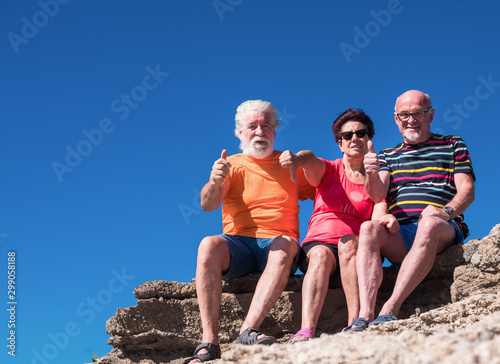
[378, 216, 456, 317]
[188, 235, 231, 363]
[356, 221, 407, 323]
[240, 236, 298, 336]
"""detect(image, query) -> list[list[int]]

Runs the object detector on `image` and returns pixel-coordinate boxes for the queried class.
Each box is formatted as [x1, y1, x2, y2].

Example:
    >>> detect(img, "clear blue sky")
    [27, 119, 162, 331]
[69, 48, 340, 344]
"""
[1, 1, 499, 363]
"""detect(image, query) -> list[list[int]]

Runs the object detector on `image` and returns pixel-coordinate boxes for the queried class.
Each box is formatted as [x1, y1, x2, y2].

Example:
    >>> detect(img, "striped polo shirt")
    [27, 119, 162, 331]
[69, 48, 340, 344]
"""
[379, 134, 475, 225]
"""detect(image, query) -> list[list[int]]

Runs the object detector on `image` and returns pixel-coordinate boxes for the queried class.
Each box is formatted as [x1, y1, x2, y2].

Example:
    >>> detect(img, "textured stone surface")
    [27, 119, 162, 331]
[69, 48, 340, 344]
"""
[94, 224, 500, 364]
[451, 224, 500, 301]
[219, 294, 500, 364]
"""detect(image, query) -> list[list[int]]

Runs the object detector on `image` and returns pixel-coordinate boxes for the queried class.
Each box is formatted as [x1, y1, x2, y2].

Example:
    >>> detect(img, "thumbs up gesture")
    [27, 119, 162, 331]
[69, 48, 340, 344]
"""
[210, 149, 232, 186]
[363, 140, 380, 175]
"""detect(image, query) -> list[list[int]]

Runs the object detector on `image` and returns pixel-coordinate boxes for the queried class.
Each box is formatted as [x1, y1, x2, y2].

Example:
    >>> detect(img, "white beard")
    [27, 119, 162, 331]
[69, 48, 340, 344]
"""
[240, 136, 274, 159]
[404, 128, 422, 143]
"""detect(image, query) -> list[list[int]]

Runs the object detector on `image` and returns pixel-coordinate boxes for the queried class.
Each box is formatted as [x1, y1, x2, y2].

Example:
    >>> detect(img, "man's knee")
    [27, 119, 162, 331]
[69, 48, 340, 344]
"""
[417, 216, 448, 233]
[360, 221, 385, 242]
[198, 236, 229, 265]
[415, 217, 456, 252]
[270, 235, 297, 252]
[199, 235, 222, 251]
[268, 235, 298, 263]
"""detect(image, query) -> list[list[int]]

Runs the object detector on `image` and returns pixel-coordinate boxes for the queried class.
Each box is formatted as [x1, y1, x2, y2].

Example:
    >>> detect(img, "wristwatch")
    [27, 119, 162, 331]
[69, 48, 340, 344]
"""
[443, 206, 454, 221]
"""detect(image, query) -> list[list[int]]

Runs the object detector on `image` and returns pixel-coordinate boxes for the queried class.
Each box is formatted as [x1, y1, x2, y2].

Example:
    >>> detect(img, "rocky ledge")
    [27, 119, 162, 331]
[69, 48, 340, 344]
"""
[94, 224, 500, 364]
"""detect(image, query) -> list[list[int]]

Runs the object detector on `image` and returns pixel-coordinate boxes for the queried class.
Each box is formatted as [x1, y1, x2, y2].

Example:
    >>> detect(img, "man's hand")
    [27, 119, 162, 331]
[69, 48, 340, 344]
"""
[379, 214, 400, 234]
[419, 205, 450, 222]
[209, 149, 232, 186]
[364, 140, 379, 175]
[279, 150, 299, 183]
[201, 149, 231, 211]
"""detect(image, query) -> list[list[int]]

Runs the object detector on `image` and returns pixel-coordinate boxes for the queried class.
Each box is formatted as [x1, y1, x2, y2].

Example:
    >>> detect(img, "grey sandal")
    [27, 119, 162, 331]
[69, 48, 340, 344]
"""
[368, 314, 398, 327]
[342, 317, 369, 333]
[183, 342, 221, 363]
[236, 327, 276, 345]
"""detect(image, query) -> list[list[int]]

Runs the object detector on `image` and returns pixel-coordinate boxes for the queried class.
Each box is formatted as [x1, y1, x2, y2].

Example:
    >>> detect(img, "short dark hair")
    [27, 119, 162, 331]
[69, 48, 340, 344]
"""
[332, 108, 375, 143]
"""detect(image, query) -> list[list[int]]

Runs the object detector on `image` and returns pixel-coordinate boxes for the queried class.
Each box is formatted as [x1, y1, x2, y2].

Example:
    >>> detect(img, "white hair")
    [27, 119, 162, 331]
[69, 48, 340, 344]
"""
[234, 100, 279, 137]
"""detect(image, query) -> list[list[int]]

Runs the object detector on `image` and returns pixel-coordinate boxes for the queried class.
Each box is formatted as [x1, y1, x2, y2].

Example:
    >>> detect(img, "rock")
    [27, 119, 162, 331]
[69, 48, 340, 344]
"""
[451, 224, 500, 301]
[219, 294, 500, 364]
[134, 280, 197, 299]
[94, 224, 500, 364]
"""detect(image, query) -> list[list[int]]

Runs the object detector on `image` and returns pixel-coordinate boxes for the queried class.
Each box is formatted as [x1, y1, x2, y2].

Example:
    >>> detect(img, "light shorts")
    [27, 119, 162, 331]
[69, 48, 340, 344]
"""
[220, 234, 300, 279]
[390, 220, 465, 268]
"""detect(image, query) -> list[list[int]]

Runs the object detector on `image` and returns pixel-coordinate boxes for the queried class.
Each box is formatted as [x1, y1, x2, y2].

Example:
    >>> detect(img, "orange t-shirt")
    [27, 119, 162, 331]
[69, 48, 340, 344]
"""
[222, 151, 315, 240]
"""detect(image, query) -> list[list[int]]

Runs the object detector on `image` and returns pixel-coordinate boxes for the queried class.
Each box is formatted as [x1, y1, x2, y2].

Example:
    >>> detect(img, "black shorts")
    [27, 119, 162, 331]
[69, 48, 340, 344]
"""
[298, 241, 340, 277]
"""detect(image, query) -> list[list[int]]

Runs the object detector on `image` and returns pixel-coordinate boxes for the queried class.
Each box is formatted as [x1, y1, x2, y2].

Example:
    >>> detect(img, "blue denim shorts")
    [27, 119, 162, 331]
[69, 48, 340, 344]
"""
[390, 220, 465, 268]
[220, 234, 300, 279]
[399, 220, 464, 252]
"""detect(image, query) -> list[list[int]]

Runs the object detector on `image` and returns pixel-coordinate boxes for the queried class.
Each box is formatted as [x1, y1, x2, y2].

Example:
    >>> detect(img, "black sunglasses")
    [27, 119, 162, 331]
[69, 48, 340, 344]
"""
[340, 128, 368, 141]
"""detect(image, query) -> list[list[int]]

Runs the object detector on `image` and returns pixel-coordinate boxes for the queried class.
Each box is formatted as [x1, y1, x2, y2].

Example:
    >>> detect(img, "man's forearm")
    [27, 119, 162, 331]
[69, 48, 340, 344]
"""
[200, 181, 226, 211]
[446, 174, 475, 217]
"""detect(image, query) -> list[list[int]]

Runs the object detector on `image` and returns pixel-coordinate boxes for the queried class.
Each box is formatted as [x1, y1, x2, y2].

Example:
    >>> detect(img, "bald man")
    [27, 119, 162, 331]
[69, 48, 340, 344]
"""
[343, 90, 475, 332]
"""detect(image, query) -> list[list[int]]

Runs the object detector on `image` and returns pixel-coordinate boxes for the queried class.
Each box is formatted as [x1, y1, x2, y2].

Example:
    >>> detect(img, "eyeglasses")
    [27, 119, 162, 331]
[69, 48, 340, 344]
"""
[340, 129, 368, 141]
[396, 106, 432, 122]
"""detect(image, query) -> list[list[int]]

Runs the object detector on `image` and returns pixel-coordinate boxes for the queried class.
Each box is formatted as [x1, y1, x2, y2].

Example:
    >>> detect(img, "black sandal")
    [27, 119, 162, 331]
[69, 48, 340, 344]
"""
[183, 342, 221, 363]
[236, 327, 276, 345]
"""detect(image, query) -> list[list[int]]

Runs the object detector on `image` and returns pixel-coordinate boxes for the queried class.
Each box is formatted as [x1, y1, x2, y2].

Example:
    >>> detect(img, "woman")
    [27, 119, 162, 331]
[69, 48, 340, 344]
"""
[279, 108, 399, 341]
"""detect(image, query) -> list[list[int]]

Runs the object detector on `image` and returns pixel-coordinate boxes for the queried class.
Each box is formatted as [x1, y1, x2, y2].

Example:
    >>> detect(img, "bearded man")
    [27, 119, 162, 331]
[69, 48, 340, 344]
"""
[183, 100, 314, 363]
